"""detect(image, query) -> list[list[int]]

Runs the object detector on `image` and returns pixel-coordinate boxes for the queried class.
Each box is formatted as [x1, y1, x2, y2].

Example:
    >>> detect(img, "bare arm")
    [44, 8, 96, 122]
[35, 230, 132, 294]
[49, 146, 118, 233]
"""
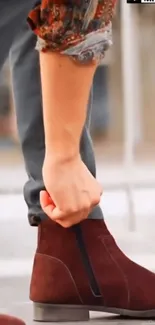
[39, 52, 102, 227]
[40, 52, 96, 161]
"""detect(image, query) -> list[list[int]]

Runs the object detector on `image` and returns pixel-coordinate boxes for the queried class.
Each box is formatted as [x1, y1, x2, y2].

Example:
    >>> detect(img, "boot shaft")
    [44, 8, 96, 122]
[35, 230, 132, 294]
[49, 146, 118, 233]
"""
[31, 219, 103, 305]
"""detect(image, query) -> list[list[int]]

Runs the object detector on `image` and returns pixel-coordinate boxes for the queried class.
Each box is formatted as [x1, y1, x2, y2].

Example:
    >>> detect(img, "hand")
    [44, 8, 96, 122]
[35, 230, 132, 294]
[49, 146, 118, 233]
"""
[40, 155, 103, 227]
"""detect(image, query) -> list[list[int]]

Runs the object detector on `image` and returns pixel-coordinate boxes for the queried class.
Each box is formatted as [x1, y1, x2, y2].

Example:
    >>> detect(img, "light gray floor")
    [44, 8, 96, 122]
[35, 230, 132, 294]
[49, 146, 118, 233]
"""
[0, 276, 154, 325]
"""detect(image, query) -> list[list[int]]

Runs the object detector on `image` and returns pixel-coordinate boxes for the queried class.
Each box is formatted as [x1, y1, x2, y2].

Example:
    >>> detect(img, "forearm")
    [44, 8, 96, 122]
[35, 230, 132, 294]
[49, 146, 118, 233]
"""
[28, 0, 116, 162]
[40, 52, 97, 160]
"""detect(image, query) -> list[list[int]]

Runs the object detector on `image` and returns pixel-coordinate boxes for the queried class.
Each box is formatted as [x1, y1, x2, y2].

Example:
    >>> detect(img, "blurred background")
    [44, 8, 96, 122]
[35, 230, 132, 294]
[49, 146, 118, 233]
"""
[0, 2, 155, 319]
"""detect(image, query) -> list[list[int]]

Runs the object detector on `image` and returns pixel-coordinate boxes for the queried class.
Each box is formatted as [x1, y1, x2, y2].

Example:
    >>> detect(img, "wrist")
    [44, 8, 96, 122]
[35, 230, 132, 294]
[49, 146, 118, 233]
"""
[45, 131, 80, 164]
[44, 147, 80, 165]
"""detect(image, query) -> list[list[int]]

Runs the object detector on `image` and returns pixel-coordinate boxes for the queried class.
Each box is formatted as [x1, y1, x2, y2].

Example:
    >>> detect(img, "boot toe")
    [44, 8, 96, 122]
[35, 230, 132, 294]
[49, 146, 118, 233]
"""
[129, 263, 155, 311]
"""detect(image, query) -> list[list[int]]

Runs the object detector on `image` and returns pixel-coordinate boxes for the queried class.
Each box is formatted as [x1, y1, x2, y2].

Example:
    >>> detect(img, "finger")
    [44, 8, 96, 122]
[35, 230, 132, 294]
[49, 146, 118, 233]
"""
[40, 191, 55, 218]
[40, 192, 75, 223]
[90, 195, 101, 208]
[50, 207, 67, 221]
[56, 209, 89, 228]
[40, 190, 55, 207]
[90, 185, 103, 208]
[40, 202, 56, 219]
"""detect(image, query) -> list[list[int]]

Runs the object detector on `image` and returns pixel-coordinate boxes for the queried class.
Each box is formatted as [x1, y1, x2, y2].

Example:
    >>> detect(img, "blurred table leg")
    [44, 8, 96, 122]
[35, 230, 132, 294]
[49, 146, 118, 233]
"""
[121, 1, 142, 231]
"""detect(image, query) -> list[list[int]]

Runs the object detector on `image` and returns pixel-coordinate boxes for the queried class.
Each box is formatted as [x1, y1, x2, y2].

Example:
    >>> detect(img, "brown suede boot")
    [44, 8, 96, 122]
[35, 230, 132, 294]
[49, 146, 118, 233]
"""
[30, 218, 155, 321]
[0, 314, 25, 325]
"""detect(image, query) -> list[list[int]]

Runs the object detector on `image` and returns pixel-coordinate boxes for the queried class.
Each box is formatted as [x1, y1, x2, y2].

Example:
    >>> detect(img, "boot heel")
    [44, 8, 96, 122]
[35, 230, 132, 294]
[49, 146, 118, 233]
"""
[33, 302, 90, 322]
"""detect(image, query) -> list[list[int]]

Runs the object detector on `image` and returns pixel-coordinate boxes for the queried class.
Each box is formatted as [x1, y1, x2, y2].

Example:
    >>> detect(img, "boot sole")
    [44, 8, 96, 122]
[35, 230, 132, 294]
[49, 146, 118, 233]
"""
[33, 302, 155, 322]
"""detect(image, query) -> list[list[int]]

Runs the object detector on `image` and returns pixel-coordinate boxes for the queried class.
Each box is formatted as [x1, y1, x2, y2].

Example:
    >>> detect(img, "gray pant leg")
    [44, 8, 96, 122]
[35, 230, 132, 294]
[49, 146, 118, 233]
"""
[0, 1, 33, 68]
[81, 92, 103, 220]
[9, 19, 45, 225]
[10, 11, 103, 225]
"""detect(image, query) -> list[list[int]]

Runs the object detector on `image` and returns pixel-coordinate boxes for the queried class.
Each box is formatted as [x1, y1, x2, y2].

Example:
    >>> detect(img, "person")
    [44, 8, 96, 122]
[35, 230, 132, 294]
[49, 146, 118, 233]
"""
[1, 0, 155, 324]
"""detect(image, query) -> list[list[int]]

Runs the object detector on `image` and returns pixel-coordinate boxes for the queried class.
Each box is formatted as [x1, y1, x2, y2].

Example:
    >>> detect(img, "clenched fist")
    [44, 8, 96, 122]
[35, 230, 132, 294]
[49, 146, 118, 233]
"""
[40, 155, 103, 227]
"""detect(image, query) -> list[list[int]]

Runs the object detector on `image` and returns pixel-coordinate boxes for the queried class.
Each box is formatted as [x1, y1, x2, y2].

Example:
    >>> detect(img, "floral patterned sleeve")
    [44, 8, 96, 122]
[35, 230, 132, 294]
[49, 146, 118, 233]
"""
[27, 0, 117, 64]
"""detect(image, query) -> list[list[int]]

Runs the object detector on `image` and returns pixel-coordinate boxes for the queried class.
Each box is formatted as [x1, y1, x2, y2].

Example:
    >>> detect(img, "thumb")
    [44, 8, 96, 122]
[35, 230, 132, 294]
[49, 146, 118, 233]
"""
[40, 190, 55, 218]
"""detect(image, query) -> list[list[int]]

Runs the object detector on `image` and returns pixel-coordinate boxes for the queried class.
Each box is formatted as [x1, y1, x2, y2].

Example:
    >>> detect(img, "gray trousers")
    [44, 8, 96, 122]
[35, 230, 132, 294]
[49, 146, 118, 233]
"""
[1, 0, 103, 225]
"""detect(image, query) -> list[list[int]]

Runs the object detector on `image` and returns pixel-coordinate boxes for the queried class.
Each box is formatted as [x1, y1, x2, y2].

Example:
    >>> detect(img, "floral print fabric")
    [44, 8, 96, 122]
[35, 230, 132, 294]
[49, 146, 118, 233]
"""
[27, 0, 117, 63]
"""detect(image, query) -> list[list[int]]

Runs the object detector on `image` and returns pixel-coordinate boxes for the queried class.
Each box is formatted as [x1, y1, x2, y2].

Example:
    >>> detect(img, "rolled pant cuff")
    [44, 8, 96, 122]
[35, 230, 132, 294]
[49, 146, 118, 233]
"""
[28, 204, 104, 226]
[28, 212, 47, 226]
[27, 0, 116, 63]
[36, 23, 113, 64]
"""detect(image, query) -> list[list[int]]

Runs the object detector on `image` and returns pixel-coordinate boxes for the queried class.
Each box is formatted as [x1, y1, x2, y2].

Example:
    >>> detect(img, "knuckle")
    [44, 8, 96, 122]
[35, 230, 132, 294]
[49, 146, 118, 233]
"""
[82, 213, 89, 221]
[83, 202, 91, 210]
[64, 207, 77, 214]
[58, 202, 73, 214]
[78, 199, 91, 212]
[63, 221, 72, 228]
[63, 208, 72, 214]
[92, 195, 100, 206]
[67, 205, 83, 214]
